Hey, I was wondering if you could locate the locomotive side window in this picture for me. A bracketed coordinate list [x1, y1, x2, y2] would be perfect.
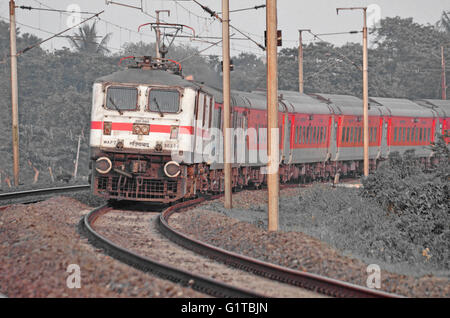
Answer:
[105, 86, 138, 111]
[148, 89, 180, 113]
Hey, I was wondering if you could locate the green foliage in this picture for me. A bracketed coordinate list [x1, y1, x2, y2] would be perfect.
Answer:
[68, 22, 112, 55]
[359, 136, 449, 270]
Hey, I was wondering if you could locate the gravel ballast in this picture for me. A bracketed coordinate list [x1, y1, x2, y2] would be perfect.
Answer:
[0, 196, 203, 297]
[170, 186, 449, 298]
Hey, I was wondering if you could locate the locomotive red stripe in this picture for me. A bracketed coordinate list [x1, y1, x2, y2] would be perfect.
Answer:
[91, 121, 195, 135]
[91, 121, 103, 129]
[112, 122, 133, 131]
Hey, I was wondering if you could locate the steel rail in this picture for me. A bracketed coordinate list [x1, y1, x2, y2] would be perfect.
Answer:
[79, 202, 265, 298]
[0, 184, 90, 200]
[159, 195, 401, 298]
[0, 185, 91, 209]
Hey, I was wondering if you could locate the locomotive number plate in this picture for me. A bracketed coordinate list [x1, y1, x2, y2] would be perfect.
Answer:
[164, 141, 178, 149]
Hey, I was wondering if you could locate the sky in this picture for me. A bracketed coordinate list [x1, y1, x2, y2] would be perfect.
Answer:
[1, 0, 449, 58]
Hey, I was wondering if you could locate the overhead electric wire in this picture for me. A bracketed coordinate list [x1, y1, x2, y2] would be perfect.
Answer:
[217, 4, 266, 14]
[16, 6, 98, 15]
[314, 30, 362, 37]
[307, 30, 363, 71]
[192, 0, 266, 51]
[16, 10, 105, 56]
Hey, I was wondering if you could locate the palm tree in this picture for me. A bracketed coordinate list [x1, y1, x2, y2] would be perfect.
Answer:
[68, 22, 111, 55]
[437, 11, 450, 34]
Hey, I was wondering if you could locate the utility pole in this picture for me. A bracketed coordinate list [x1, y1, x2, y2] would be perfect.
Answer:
[298, 29, 310, 94]
[222, 0, 232, 209]
[442, 46, 447, 100]
[10, 0, 20, 186]
[337, 7, 369, 177]
[155, 10, 170, 59]
[266, 0, 279, 231]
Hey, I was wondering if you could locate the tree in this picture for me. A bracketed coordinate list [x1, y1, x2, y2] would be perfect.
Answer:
[436, 11, 450, 33]
[68, 22, 111, 55]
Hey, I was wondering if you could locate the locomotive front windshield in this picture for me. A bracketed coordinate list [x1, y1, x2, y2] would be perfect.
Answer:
[148, 89, 180, 113]
[105, 86, 138, 111]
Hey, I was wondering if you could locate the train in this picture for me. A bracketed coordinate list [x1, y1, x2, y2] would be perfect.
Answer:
[89, 56, 450, 203]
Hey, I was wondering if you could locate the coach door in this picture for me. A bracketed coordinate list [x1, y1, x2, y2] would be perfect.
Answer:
[279, 101, 290, 164]
[193, 92, 204, 162]
[202, 95, 213, 157]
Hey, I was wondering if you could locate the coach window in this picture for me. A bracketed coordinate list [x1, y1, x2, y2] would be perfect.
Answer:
[341, 127, 345, 143]
[394, 127, 397, 143]
[105, 86, 138, 112]
[419, 128, 423, 142]
[374, 128, 378, 142]
[148, 89, 180, 113]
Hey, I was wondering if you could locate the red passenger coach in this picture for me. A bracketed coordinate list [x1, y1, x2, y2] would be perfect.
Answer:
[89, 57, 450, 203]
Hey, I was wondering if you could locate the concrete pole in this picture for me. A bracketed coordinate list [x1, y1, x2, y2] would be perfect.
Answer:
[362, 9, 369, 177]
[442, 46, 447, 100]
[155, 10, 170, 59]
[155, 11, 161, 59]
[10, 0, 20, 186]
[222, 0, 232, 209]
[266, 0, 279, 231]
[298, 29, 310, 94]
[337, 7, 369, 177]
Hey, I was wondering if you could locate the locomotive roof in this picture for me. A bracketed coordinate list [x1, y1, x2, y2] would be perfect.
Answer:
[369, 97, 434, 117]
[415, 99, 450, 117]
[95, 69, 199, 88]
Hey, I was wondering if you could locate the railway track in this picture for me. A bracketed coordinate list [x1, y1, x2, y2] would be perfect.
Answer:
[1, 182, 399, 298]
[80, 203, 268, 298]
[0, 184, 90, 209]
[160, 197, 400, 298]
[81, 192, 399, 298]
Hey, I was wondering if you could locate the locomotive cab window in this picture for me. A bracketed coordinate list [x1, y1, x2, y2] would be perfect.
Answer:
[105, 86, 138, 112]
[148, 89, 180, 113]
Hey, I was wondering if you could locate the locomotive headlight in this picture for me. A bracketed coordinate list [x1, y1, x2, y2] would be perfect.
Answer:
[132, 123, 150, 135]
[170, 125, 179, 139]
[164, 161, 181, 178]
[95, 157, 112, 174]
[103, 122, 112, 135]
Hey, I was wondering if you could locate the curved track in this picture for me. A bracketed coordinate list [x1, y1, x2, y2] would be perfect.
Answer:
[79, 202, 266, 298]
[158, 196, 400, 298]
